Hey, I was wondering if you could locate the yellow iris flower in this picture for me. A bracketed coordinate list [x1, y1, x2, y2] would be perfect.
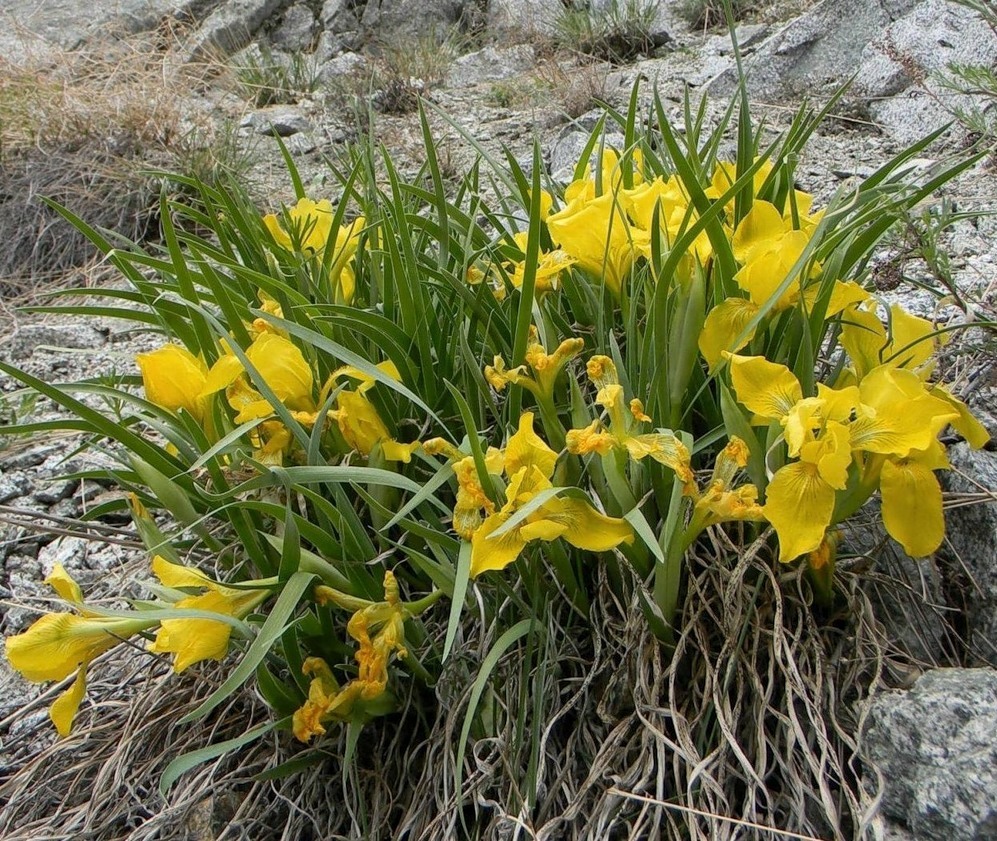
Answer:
[727, 353, 961, 561]
[5, 564, 156, 736]
[263, 197, 365, 303]
[698, 201, 865, 370]
[294, 572, 409, 742]
[147, 556, 269, 673]
[136, 344, 210, 422]
[566, 356, 695, 492]
[468, 413, 634, 578]
[686, 437, 766, 539]
[326, 362, 420, 462]
[508, 231, 576, 294]
[485, 327, 584, 401]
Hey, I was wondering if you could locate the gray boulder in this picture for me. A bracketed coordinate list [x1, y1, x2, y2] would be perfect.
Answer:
[862, 668, 997, 840]
[708, 0, 919, 101]
[856, 0, 997, 144]
[0, 0, 208, 55]
[446, 44, 536, 88]
[242, 106, 311, 136]
[941, 444, 997, 652]
[186, 0, 287, 62]
[548, 111, 626, 184]
[360, 0, 467, 42]
[270, 2, 316, 52]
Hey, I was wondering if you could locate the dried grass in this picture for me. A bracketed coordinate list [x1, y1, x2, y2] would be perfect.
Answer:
[0, 521, 977, 840]
[0, 26, 248, 292]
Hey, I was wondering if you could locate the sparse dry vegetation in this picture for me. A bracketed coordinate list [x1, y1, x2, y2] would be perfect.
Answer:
[0, 31, 252, 292]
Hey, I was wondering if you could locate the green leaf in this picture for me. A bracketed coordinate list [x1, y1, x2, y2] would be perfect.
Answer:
[455, 619, 534, 799]
[443, 541, 472, 662]
[160, 717, 285, 794]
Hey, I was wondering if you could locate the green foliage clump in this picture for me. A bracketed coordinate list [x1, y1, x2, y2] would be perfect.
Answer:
[1, 72, 989, 838]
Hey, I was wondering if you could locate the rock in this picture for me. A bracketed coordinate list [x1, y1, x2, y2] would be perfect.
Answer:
[708, 0, 919, 101]
[319, 0, 348, 27]
[31, 476, 78, 505]
[0, 0, 205, 56]
[446, 44, 536, 88]
[703, 23, 770, 56]
[317, 0, 360, 51]
[548, 121, 626, 184]
[8, 324, 108, 361]
[318, 50, 368, 83]
[270, 3, 316, 52]
[857, 0, 997, 144]
[244, 107, 311, 136]
[286, 132, 317, 154]
[0, 652, 35, 723]
[840, 502, 949, 662]
[0, 473, 33, 504]
[941, 444, 997, 651]
[186, 0, 286, 62]
[360, 0, 467, 42]
[487, 0, 564, 37]
[37, 536, 89, 577]
[862, 669, 997, 840]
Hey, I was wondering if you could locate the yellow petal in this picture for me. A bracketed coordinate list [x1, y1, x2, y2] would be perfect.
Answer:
[727, 354, 803, 423]
[699, 299, 759, 370]
[932, 385, 990, 449]
[880, 457, 944, 557]
[851, 366, 958, 457]
[823, 280, 870, 317]
[379, 439, 420, 463]
[518, 518, 569, 542]
[335, 390, 391, 455]
[152, 555, 213, 589]
[245, 333, 314, 409]
[731, 201, 787, 265]
[224, 378, 272, 423]
[763, 462, 836, 562]
[540, 497, 634, 552]
[136, 345, 208, 422]
[586, 355, 619, 389]
[147, 590, 236, 673]
[200, 354, 246, 397]
[799, 421, 852, 490]
[840, 305, 888, 380]
[734, 229, 809, 309]
[886, 304, 937, 371]
[5, 613, 137, 682]
[266, 197, 334, 255]
[45, 563, 83, 605]
[504, 413, 558, 480]
[470, 513, 528, 577]
[546, 191, 639, 296]
[566, 420, 615, 456]
[625, 433, 695, 491]
[49, 668, 88, 737]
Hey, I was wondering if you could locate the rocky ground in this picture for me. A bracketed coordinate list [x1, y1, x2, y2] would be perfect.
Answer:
[2, 1, 997, 839]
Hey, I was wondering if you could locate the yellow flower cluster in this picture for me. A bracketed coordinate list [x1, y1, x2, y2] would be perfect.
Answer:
[136, 335, 418, 465]
[427, 413, 634, 578]
[293, 572, 409, 742]
[263, 197, 365, 303]
[727, 312, 987, 560]
[566, 355, 695, 493]
[5, 557, 267, 737]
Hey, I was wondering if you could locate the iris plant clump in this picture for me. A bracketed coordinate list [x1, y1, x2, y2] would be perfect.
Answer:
[0, 77, 987, 835]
